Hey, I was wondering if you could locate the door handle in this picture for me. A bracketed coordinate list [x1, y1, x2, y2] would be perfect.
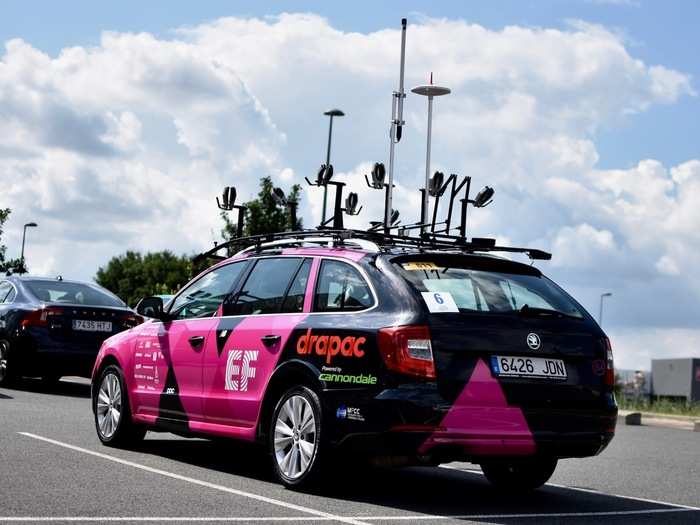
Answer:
[188, 335, 205, 349]
[261, 334, 281, 348]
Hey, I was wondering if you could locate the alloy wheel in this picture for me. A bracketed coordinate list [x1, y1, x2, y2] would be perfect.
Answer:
[273, 394, 317, 479]
[96, 372, 122, 439]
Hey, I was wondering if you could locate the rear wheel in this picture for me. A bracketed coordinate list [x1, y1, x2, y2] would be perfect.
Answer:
[0, 339, 17, 386]
[269, 385, 326, 488]
[480, 457, 557, 492]
[93, 365, 146, 446]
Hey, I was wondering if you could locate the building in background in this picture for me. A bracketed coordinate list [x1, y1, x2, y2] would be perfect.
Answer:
[651, 358, 700, 403]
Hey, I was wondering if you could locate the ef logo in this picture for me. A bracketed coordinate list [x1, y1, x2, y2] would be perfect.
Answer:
[225, 349, 258, 392]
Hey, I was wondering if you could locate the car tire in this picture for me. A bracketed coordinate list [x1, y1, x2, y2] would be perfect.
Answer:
[93, 364, 146, 447]
[0, 338, 17, 386]
[268, 385, 326, 488]
[480, 457, 557, 492]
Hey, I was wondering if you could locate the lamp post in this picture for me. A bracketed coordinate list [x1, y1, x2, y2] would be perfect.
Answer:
[20, 222, 38, 274]
[411, 76, 451, 234]
[321, 109, 345, 224]
[599, 292, 612, 326]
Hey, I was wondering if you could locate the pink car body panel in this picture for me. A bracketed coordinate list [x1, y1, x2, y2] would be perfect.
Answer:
[419, 358, 536, 455]
[200, 313, 308, 435]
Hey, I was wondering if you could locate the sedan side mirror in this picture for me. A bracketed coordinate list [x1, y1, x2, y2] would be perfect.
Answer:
[136, 296, 167, 321]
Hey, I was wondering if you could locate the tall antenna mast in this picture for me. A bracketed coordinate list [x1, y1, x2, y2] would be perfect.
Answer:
[384, 18, 408, 233]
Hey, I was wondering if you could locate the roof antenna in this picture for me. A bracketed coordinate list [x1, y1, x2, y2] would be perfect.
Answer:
[412, 72, 451, 235]
[384, 18, 408, 234]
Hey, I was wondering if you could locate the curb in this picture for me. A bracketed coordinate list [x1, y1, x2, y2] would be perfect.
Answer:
[618, 410, 700, 431]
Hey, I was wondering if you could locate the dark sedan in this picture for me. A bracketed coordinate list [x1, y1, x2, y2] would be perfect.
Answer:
[0, 276, 142, 385]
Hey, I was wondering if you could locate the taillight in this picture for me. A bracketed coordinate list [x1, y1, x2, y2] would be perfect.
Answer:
[122, 313, 144, 329]
[603, 336, 615, 388]
[378, 325, 436, 379]
[20, 307, 63, 328]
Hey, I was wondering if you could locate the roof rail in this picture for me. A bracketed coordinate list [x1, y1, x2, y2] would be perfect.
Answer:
[234, 236, 380, 256]
[193, 228, 551, 264]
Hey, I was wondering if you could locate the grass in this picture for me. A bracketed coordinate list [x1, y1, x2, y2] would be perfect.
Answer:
[617, 397, 700, 418]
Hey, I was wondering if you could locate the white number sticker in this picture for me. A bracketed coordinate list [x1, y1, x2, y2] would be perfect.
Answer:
[421, 292, 459, 313]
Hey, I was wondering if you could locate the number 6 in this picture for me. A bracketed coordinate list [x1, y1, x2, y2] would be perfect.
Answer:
[434, 293, 444, 305]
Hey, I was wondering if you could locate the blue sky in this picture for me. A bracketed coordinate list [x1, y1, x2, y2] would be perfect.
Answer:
[1, 0, 698, 169]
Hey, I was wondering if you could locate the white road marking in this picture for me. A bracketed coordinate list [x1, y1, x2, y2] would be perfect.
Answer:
[18, 433, 371, 525]
[441, 464, 700, 511]
[0, 508, 697, 522]
[14, 434, 700, 523]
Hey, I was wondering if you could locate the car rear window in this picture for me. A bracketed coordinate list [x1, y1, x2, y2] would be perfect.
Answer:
[24, 280, 125, 308]
[396, 260, 583, 318]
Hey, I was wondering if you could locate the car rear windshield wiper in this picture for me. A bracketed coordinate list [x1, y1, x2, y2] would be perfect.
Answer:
[518, 304, 581, 320]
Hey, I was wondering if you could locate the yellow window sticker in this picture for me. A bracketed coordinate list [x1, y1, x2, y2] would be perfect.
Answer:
[403, 262, 441, 271]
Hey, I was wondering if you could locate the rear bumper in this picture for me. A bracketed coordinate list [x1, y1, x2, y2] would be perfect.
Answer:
[338, 429, 615, 462]
[325, 385, 617, 461]
[14, 334, 100, 377]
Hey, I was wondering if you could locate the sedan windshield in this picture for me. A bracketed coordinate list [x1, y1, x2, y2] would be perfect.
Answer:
[397, 262, 583, 318]
[25, 280, 125, 307]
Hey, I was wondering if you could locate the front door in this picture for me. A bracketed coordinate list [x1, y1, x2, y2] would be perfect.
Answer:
[131, 261, 248, 430]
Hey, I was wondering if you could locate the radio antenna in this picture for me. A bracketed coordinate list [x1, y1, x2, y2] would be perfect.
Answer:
[384, 18, 408, 233]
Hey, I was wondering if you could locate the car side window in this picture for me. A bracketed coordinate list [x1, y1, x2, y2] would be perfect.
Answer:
[314, 260, 373, 312]
[281, 258, 312, 313]
[227, 257, 304, 316]
[0, 282, 11, 303]
[169, 262, 246, 320]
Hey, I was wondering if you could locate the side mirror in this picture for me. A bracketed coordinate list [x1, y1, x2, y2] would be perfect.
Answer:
[136, 296, 167, 320]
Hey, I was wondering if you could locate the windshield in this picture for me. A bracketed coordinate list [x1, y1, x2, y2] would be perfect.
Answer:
[397, 261, 583, 318]
[25, 280, 126, 308]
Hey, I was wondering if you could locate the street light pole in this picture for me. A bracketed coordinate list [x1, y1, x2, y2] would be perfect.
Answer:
[321, 109, 344, 224]
[20, 222, 38, 274]
[599, 292, 612, 326]
[412, 76, 451, 235]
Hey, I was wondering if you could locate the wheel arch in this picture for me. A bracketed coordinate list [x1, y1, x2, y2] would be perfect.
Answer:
[256, 358, 322, 442]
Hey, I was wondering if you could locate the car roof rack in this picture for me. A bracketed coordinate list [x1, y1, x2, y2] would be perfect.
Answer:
[203, 19, 553, 268]
[193, 228, 551, 264]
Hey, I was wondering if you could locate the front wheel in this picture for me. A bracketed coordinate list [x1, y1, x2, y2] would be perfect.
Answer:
[480, 457, 557, 492]
[269, 385, 326, 488]
[93, 365, 146, 446]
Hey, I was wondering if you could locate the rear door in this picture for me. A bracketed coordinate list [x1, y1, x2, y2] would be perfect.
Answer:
[131, 261, 247, 426]
[202, 256, 312, 430]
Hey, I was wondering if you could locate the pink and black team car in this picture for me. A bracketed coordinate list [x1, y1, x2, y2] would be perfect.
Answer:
[90, 231, 617, 490]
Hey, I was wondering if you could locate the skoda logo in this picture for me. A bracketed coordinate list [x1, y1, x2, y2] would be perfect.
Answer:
[526, 333, 541, 350]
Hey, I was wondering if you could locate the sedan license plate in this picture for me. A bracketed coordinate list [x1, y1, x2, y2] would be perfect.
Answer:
[72, 320, 112, 332]
[491, 355, 567, 380]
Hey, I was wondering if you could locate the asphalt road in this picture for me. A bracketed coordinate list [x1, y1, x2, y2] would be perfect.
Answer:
[1, 377, 698, 524]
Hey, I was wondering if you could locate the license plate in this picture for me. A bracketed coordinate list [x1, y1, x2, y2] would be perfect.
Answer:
[491, 355, 567, 380]
[72, 320, 112, 332]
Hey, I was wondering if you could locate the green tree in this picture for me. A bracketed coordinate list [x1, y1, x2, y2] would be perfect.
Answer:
[0, 208, 24, 275]
[95, 250, 194, 307]
[221, 176, 302, 241]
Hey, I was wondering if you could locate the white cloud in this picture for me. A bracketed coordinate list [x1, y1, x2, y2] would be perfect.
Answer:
[0, 14, 698, 366]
